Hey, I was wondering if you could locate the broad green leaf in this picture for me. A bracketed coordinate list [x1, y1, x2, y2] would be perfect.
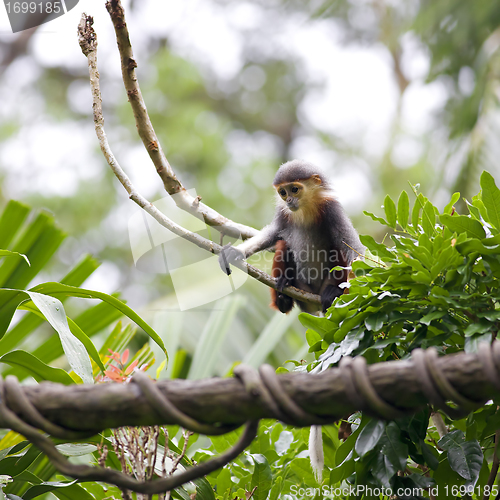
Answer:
[251, 454, 273, 500]
[0, 289, 26, 339]
[422, 201, 436, 236]
[380, 422, 407, 471]
[216, 468, 232, 496]
[364, 311, 387, 332]
[0, 201, 30, 249]
[363, 210, 389, 226]
[0, 212, 65, 290]
[464, 319, 491, 337]
[383, 195, 397, 228]
[0, 443, 42, 477]
[443, 192, 460, 215]
[289, 456, 317, 487]
[440, 214, 486, 239]
[420, 310, 446, 325]
[0, 250, 29, 266]
[299, 312, 334, 336]
[26, 482, 92, 500]
[0, 255, 100, 355]
[67, 318, 105, 374]
[359, 235, 395, 262]
[480, 171, 500, 230]
[420, 440, 439, 470]
[192, 476, 216, 500]
[355, 419, 385, 456]
[0, 350, 74, 384]
[397, 191, 410, 229]
[372, 453, 395, 489]
[30, 282, 166, 357]
[55, 444, 97, 456]
[269, 475, 283, 500]
[26, 292, 93, 384]
[438, 430, 483, 487]
[305, 328, 322, 347]
[330, 458, 355, 484]
[5, 299, 124, 382]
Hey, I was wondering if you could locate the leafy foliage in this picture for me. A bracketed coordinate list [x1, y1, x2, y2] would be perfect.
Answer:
[0, 201, 168, 499]
[181, 170, 500, 499]
[276, 170, 500, 494]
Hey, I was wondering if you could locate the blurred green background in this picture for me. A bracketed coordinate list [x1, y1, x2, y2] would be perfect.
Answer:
[1, 0, 499, 376]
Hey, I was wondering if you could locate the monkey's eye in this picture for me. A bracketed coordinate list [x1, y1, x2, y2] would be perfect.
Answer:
[279, 189, 286, 197]
[291, 186, 299, 193]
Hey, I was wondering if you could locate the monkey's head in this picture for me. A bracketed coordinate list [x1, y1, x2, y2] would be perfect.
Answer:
[273, 160, 332, 222]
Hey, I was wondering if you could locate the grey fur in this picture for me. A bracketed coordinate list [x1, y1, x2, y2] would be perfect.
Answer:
[273, 159, 329, 187]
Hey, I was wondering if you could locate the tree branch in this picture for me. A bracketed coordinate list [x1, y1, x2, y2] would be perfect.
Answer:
[3, 346, 499, 433]
[104, 0, 257, 241]
[77, 13, 321, 309]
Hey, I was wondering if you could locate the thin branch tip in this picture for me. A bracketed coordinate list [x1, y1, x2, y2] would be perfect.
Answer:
[77, 13, 97, 57]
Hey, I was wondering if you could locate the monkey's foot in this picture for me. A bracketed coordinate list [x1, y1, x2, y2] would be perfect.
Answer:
[321, 285, 343, 312]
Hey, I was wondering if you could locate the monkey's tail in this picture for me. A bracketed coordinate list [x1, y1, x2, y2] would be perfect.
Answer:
[309, 425, 324, 483]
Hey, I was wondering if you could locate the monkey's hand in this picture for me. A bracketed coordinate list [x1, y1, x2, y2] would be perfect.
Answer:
[321, 285, 344, 312]
[218, 243, 245, 275]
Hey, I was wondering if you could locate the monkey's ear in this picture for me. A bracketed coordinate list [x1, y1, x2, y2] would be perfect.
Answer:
[311, 174, 322, 185]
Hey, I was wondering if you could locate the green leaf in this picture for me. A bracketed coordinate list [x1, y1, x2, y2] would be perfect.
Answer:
[0, 255, 100, 356]
[298, 312, 334, 336]
[27, 482, 94, 500]
[269, 475, 283, 500]
[0, 289, 26, 339]
[464, 319, 491, 337]
[0, 350, 74, 384]
[440, 214, 486, 239]
[422, 201, 436, 236]
[0, 289, 94, 383]
[420, 310, 446, 325]
[372, 453, 395, 489]
[380, 422, 407, 471]
[384, 195, 397, 228]
[30, 282, 166, 357]
[215, 467, 232, 496]
[250, 454, 273, 500]
[397, 191, 410, 229]
[55, 443, 97, 456]
[26, 291, 93, 384]
[67, 318, 105, 374]
[305, 328, 322, 346]
[0, 200, 30, 250]
[443, 192, 460, 215]
[480, 171, 500, 230]
[0, 212, 65, 290]
[289, 456, 317, 487]
[363, 210, 389, 227]
[359, 235, 395, 262]
[355, 419, 385, 457]
[438, 430, 483, 487]
[0, 250, 30, 266]
[364, 311, 387, 332]
[420, 440, 439, 470]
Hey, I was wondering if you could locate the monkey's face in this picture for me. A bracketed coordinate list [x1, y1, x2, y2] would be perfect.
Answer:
[275, 182, 304, 211]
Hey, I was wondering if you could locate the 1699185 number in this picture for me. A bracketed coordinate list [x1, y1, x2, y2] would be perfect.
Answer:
[5, 1, 62, 14]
